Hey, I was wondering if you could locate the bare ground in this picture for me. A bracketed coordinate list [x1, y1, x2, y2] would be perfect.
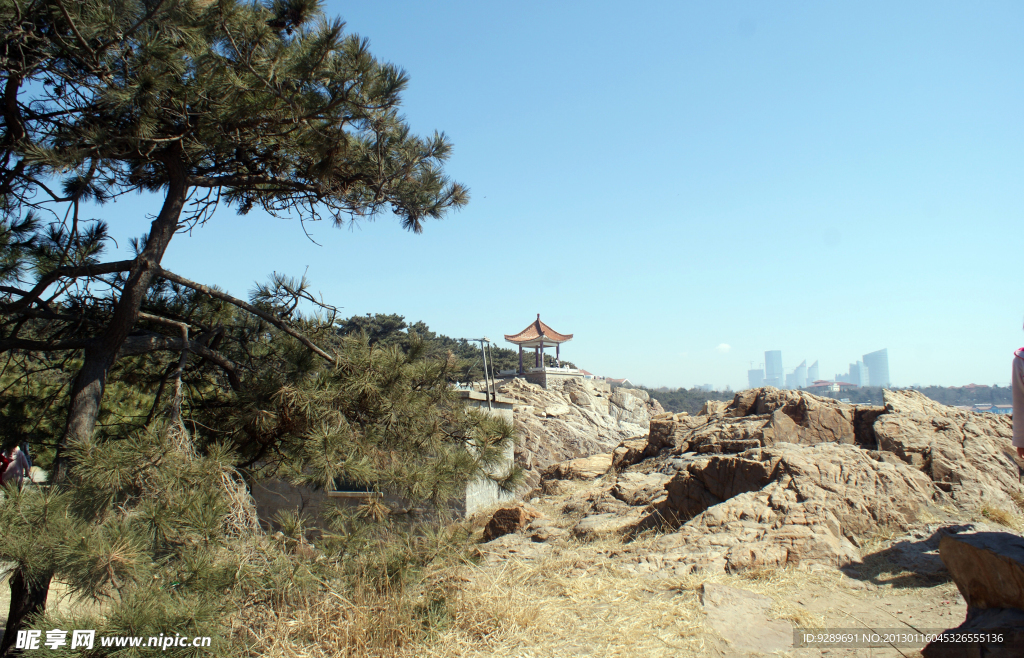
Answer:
[417, 489, 981, 658]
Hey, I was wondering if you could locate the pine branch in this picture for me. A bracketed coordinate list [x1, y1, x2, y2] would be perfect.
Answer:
[2, 259, 135, 313]
[156, 267, 336, 365]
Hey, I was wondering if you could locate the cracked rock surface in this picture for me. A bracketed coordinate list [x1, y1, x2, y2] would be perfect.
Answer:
[518, 386, 1024, 576]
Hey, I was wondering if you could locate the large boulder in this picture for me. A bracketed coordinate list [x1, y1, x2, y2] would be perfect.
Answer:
[502, 377, 662, 492]
[875, 390, 1024, 511]
[609, 389, 653, 425]
[482, 504, 542, 542]
[937, 532, 1024, 612]
[615, 442, 937, 576]
[922, 531, 1024, 657]
[656, 443, 935, 537]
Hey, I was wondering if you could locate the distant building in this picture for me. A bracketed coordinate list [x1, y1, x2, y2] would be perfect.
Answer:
[748, 368, 765, 389]
[844, 360, 869, 387]
[605, 377, 632, 388]
[807, 361, 820, 385]
[993, 405, 1013, 415]
[806, 380, 857, 394]
[805, 380, 840, 394]
[793, 360, 807, 389]
[765, 351, 784, 388]
[863, 348, 890, 387]
[697, 384, 714, 392]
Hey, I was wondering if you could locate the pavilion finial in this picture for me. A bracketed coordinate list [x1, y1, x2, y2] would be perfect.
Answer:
[537, 313, 540, 320]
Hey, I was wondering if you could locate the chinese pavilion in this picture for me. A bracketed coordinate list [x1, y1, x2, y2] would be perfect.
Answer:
[504, 315, 581, 388]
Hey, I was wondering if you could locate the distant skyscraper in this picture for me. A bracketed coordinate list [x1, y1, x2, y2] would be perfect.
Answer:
[863, 349, 890, 387]
[765, 351, 783, 388]
[793, 360, 807, 388]
[807, 360, 820, 384]
[845, 360, 869, 386]
[748, 369, 765, 389]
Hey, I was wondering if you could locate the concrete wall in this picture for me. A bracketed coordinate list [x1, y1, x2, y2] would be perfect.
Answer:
[523, 369, 585, 390]
[457, 391, 516, 516]
[250, 480, 406, 535]
[250, 391, 518, 530]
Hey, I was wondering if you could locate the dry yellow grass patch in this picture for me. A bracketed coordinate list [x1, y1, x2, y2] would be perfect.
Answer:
[979, 504, 1024, 531]
[408, 532, 859, 658]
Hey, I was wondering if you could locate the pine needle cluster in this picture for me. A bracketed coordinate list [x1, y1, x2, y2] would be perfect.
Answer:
[0, 426, 242, 656]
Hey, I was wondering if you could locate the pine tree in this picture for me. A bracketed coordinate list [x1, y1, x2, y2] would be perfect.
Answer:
[0, 0, 476, 649]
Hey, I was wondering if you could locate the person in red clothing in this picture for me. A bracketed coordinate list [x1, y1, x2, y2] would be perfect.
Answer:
[0, 445, 29, 486]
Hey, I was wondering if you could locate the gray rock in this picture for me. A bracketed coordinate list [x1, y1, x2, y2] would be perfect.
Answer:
[572, 512, 638, 540]
[544, 403, 570, 417]
[544, 453, 613, 480]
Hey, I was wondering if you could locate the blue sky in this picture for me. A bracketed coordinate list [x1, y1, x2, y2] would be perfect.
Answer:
[96, 1, 1023, 389]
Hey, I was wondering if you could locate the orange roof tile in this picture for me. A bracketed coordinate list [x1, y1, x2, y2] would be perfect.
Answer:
[504, 314, 573, 344]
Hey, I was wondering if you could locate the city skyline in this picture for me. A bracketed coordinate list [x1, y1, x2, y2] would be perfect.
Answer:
[745, 348, 890, 392]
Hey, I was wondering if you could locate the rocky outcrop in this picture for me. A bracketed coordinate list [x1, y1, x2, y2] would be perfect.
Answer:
[875, 389, 1023, 510]
[642, 388, 872, 456]
[654, 443, 935, 534]
[544, 453, 613, 481]
[501, 377, 663, 491]
[629, 387, 1024, 514]
[493, 386, 1024, 578]
[617, 442, 936, 575]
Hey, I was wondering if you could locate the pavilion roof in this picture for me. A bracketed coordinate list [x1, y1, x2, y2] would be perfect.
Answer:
[504, 314, 573, 345]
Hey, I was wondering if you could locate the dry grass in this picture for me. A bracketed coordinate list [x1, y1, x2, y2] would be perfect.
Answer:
[237, 524, 869, 658]
[1008, 489, 1024, 515]
[427, 540, 708, 657]
[237, 581, 433, 657]
[978, 504, 1024, 531]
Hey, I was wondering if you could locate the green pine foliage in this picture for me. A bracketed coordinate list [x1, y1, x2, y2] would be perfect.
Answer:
[0, 321, 520, 655]
[0, 427, 240, 656]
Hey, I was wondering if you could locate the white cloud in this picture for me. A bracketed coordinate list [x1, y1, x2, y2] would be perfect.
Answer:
[715, 343, 731, 354]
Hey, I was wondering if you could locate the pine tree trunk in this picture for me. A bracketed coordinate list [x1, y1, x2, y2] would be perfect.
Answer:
[53, 156, 188, 481]
[5, 156, 189, 649]
[0, 569, 52, 657]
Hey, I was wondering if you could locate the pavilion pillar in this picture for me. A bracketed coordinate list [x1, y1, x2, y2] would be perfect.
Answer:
[518, 346, 523, 374]
[535, 346, 539, 368]
[556, 343, 560, 367]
